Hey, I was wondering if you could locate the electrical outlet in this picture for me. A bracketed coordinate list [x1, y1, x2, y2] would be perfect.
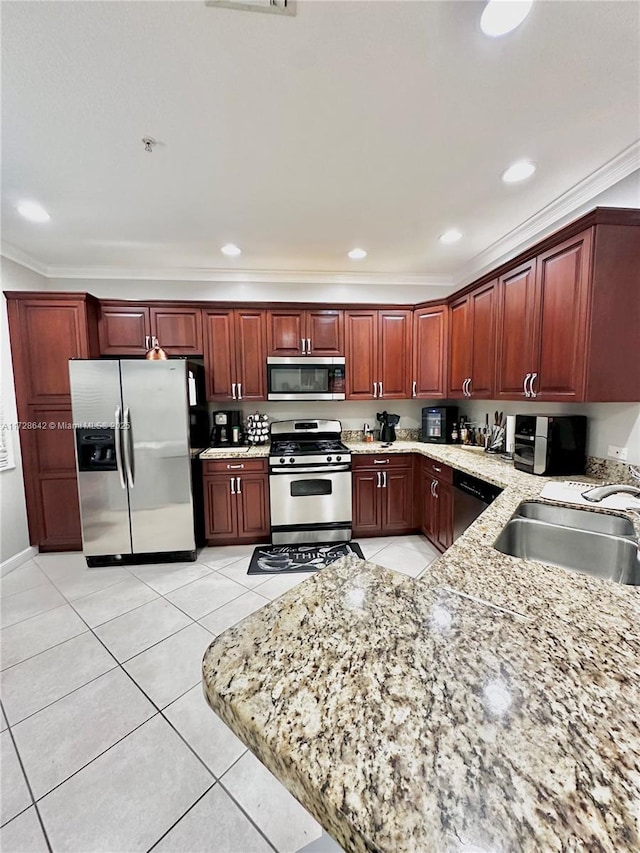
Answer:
[607, 445, 628, 461]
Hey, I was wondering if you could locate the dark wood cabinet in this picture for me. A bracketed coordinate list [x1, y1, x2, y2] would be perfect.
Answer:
[352, 455, 414, 537]
[346, 309, 412, 400]
[448, 280, 496, 399]
[419, 458, 453, 552]
[494, 259, 538, 399]
[203, 459, 269, 544]
[204, 309, 266, 401]
[99, 303, 202, 355]
[267, 309, 343, 356]
[6, 293, 100, 551]
[413, 305, 448, 398]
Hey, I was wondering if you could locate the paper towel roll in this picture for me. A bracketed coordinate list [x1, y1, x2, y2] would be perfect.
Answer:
[505, 415, 516, 455]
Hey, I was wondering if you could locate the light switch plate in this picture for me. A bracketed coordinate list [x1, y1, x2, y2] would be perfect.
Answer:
[607, 444, 628, 461]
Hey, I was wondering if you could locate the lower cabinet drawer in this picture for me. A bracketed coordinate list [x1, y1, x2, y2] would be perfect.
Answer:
[352, 453, 413, 470]
[421, 456, 453, 483]
[203, 458, 267, 475]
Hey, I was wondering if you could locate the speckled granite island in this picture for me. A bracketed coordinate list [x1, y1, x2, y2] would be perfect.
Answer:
[203, 443, 640, 852]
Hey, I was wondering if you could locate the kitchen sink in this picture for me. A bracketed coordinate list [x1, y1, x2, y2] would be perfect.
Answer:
[493, 502, 639, 585]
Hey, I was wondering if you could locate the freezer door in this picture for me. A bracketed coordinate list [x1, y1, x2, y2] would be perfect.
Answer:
[69, 360, 132, 556]
[120, 360, 195, 554]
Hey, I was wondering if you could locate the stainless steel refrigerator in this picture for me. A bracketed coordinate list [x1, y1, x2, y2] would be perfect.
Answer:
[69, 359, 196, 567]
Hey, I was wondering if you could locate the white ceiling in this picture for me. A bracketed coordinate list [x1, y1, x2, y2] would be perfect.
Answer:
[2, 0, 639, 281]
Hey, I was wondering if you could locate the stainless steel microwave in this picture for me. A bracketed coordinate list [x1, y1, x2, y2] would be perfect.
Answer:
[267, 357, 346, 401]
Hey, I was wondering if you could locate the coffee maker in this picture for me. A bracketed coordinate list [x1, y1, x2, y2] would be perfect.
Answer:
[210, 411, 243, 446]
[377, 411, 400, 444]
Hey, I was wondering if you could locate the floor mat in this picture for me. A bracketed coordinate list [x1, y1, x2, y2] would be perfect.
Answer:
[247, 542, 364, 575]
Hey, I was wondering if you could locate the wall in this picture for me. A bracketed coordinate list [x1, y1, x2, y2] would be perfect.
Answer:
[460, 398, 640, 466]
[0, 258, 44, 565]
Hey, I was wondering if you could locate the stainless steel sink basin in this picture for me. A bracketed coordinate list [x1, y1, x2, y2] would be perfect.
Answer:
[494, 502, 639, 585]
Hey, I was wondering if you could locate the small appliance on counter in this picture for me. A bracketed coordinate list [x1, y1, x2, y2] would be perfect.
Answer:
[377, 411, 400, 444]
[513, 414, 587, 476]
[421, 406, 458, 444]
[210, 410, 244, 446]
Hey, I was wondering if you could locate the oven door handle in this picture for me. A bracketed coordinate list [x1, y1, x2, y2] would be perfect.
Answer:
[270, 465, 351, 475]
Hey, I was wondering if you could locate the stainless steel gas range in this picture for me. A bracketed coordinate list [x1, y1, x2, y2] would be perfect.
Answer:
[269, 419, 352, 545]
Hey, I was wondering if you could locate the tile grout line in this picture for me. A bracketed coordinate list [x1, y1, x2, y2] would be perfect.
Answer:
[0, 698, 54, 852]
[144, 781, 217, 853]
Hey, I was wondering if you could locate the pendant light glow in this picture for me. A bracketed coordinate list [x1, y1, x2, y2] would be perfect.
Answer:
[348, 248, 367, 259]
[439, 229, 462, 245]
[502, 159, 536, 183]
[17, 201, 50, 223]
[480, 0, 533, 37]
[221, 243, 242, 256]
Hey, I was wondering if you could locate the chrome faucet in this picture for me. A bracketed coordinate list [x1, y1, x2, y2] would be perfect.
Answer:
[582, 465, 640, 503]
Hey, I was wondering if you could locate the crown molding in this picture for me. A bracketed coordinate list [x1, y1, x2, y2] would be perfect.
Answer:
[0, 241, 49, 277]
[454, 140, 640, 288]
[41, 264, 452, 288]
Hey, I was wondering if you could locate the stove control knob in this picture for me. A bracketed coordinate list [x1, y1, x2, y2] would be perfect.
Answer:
[327, 456, 332, 462]
[289, 457, 295, 464]
[336, 455, 342, 462]
[279, 458, 285, 464]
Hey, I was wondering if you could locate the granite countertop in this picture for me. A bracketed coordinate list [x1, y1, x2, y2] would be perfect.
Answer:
[202, 439, 640, 851]
[199, 444, 269, 459]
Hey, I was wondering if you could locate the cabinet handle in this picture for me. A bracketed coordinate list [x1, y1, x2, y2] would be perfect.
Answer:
[301, 338, 306, 354]
[433, 466, 441, 472]
[144, 335, 149, 350]
[433, 479, 439, 498]
[462, 378, 468, 397]
[307, 338, 311, 353]
[376, 472, 382, 488]
[430, 479, 436, 497]
[383, 471, 387, 488]
[373, 382, 377, 398]
[467, 378, 473, 397]
[230, 478, 236, 495]
[236, 477, 241, 494]
[227, 463, 244, 470]
[152, 336, 158, 348]
[237, 383, 242, 400]
[378, 382, 383, 397]
[231, 382, 237, 400]
[529, 373, 538, 398]
[373, 459, 389, 464]
[523, 373, 531, 398]
[412, 380, 417, 398]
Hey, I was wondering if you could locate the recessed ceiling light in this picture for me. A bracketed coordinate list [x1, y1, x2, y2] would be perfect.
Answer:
[348, 248, 367, 259]
[17, 200, 50, 223]
[221, 243, 241, 257]
[439, 229, 462, 244]
[480, 0, 533, 37]
[502, 159, 536, 183]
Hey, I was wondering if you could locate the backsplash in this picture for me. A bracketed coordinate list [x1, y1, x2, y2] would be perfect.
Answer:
[342, 428, 421, 443]
[586, 457, 637, 485]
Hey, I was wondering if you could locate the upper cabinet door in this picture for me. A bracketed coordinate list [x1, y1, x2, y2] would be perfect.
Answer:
[150, 307, 203, 355]
[98, 305, 150, 356]
[234, 310, 266, 401]
[306, 310, 344, 356]
[534, 230, 592, 402]
[345, 311, 377, 399]
[378, 310, 412, 399]
[266, 310, 304, 356]
[204, 310, 236, 401]
[469, 281, 496, 399]
[413, 306, 448, 398]
[494, 259, 538, 399]
[447, 296, 472, 397]
[15, 299, 93, 404]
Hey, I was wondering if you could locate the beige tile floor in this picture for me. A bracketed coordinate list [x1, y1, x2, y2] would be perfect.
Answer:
[0, 535, 439, 852]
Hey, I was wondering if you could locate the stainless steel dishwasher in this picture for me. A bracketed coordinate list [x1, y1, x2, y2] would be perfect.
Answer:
[453, 470, 502, 541]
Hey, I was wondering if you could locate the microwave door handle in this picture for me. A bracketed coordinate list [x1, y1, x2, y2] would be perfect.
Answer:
[114, 407, 126, 490]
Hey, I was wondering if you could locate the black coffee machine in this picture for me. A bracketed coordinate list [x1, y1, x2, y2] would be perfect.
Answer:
[210, 411, 243, 446]
[377, 411, 400, 444]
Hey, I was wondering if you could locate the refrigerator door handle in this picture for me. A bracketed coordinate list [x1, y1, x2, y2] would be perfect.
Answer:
[123, 406, 135, 488]
[114, 406, 127, 490]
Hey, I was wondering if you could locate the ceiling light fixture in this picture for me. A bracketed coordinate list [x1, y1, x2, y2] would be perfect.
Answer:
[17, 200, 50, 223]
[439, 229, 462, 244]
[480, 0, 533, 37]
[502, 159, 536, 183]
[221, 243, 242, 256]
[348, 248, 367, 260]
